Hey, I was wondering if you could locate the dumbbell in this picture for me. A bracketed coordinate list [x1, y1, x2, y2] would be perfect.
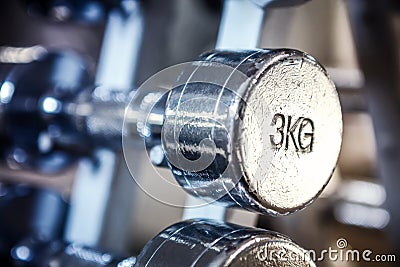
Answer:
[77, 49, 342, 215]
[122, 48, 342, 215]
[1, 48, 342, 215]
[0, 51, 94, 173]
[11, 239, 135, 267]
[68, 48, 342, 215]
[136, 219, 316, 267]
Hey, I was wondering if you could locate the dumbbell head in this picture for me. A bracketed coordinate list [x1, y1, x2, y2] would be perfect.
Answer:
[158, 49, 342, 215]
[136, 219, 316, 266]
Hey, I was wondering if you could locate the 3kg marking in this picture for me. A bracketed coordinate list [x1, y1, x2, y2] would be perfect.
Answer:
[269, 113, 314, 153]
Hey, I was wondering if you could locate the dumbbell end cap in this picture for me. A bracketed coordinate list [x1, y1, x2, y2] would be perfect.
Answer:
[236, 50, 342, 214]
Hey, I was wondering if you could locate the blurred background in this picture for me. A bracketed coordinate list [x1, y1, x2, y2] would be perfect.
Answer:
[0, 0, 399, 266]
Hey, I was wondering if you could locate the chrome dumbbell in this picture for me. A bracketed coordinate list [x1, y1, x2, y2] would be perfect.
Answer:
[1, 48, 342, 215]
[0, 51, 94, 173]
[71, 48, 342, 215]
[129, 49, 341, 215]
[136, 219, 316, 267]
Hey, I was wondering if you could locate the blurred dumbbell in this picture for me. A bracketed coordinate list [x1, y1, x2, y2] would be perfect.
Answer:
[136, 219, 316, 267]
[0, 50, 94, 173]
[39, 242, 132, 267]
[11, 239, 134, 267]
[0, 183, 133, 267]
[21, 0, 129, 23]
[0, 183, 68, 266]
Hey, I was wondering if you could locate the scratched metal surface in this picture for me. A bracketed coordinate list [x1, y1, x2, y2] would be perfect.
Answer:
[135, 219, 316, 267]
[163, 49, 342, 215]
[237, 50, 342, 214]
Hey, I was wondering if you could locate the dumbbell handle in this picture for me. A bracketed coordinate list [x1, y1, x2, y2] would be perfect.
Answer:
[65, 88, 164, 150]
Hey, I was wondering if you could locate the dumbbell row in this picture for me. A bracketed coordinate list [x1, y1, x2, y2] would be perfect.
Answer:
[1, 2, 341, 267]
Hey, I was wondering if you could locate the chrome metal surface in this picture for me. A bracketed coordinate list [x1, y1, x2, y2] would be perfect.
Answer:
[136, 219, 316, 267]
[163, 49, 342, 215]
[69, 87, 164, 148]
[41, 243, 122, 267]
[70, 88, 130, 149]
[182, 0, 265, 221]
[0, 51, 94, 173]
